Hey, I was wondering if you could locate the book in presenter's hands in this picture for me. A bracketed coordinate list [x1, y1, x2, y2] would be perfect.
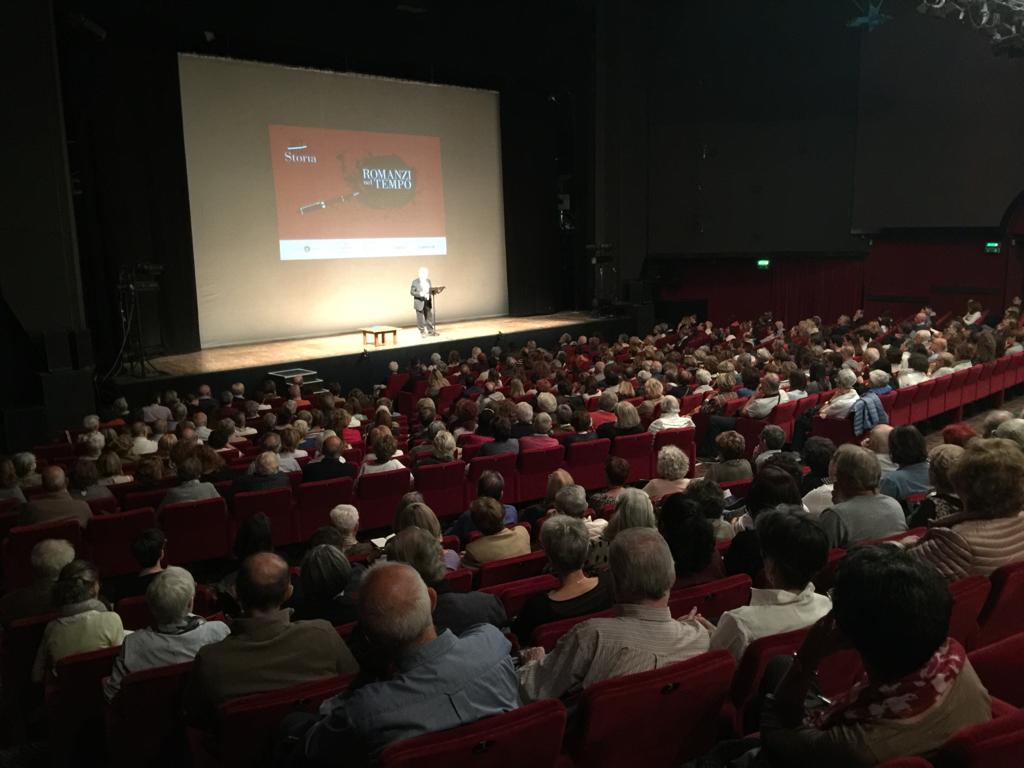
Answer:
[430, 285, 445, 295]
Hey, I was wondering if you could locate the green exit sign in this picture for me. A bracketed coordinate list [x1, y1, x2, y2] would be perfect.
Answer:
[756, 259, 770, 270]
[985, 241, 1001, 254]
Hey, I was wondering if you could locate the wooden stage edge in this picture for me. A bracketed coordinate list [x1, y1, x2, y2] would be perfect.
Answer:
[151, 311, 602, 377]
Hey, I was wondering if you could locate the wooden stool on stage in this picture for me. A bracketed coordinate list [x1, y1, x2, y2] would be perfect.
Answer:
[361, 325, 399, 347]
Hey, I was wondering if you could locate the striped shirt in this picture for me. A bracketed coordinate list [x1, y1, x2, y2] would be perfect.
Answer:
[907, 513, 1024, 580]
[518, 603, 710, 702]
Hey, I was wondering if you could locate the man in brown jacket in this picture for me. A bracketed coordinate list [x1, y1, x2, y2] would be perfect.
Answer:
[184, 552, 358, 726]
[23, 467, 92, 528]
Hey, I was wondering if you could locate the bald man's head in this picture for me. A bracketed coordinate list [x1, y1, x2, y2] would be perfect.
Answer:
[359, 562, 435, 651]
[236, 552, 291, 613]
[321, 435, 342, 458]
[863, 424, 893, 454]
[42, 465, 67, 493]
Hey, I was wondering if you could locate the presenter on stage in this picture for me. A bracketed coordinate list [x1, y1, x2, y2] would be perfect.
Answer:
[410, 266, 438, 337]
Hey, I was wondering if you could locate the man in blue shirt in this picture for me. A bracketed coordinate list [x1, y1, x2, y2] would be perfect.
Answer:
[302, 562, 519, 763]
[444, 470, 518, 546]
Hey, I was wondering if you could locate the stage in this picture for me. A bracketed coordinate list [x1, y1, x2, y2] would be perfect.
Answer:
[115, 311, 635, 403]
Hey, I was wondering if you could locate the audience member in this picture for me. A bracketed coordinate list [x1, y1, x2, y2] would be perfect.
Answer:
[648, 394, 694, 433]
[110, 528, 167, 602]
[389, 527, 505, 635]
[480, 417, 520, 455]
[799, 436, 835, 495]
[228, 452, 291, 498]
[660, 494, 724, 587]
[860, 424, 896, 473]
[104, 567, 229, 701]
[159, 456, 219, 510]
[879, 425, 931, 501]
[68, 458, 115, 502]
[708, 510, 830, 660]
[905, 437, 1024, 579]
[753, 425, 787, 470]
[756, 547, 990, 765]
[444, 471, 518, 545]
[463, 497, 531, 566]
[301, 435, 356, 482]
[328, 504, 376, 559]
[512, 515, 612, 644]
[0, 456, 27, 504]
[518, 528, 710, 702]
[33, 560, 124, 682]
[302, 562, 518, 763]
[908, 443, 964, 528]
[819, 445, 907, 548]
[23, 466, 93, 528]
[595, 401, 642, 441]
[185, 552, 358, 724]
[0, 538, 75, 624]
[588, 456, 630, 516]
[641, 445, 690, 501]
[702, 431, 754, 484]
[291, 544, 358, 625]
[13, 452, 41, 488]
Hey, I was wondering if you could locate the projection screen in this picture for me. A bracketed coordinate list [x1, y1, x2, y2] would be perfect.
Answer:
[178, 54, 507, 348]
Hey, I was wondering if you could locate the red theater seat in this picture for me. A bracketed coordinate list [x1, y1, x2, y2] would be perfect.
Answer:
[46, 645, 121, 764]
[86, 507, 157, 578]
[479, 574, 560, 620]
[464, 453, 518, 506]
[378, 699, 566, 768]
[86, 494, 120, 516]
[949, 575, 992, 650]
[517, 447, 565, 503]
[477, 549, 548, 589]
[105, 661, 194, 768]
[4, 518, 83, 590]
[232, 486, 296, 546]
[967, 631, 1024, 709]
[188, 676, 353, 768]
[562, 438, 611, 491]
[977, 560, 1024, 647]
[532, 608, 616, 651]
[653, 428, 697, 478]
[412, 461, 466, 520]
[667, 575, 752, 623]
[567, 651, 736, 767]
[610, 431, 653, 483]
[935, 708, 1024, 768]
[355, 467, 412, 531]
[160, 497, 231, 565]
[295, 477, 354, 541]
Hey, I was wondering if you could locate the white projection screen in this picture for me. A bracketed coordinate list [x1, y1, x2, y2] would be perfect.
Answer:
[178, 54, 508, 348]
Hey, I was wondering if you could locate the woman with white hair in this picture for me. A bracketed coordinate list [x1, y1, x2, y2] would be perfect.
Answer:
[648, 395, 695, 433]
[692, 369, 715, 394]
[328, 504, 377, 559]
[512, 515, 613, 644]
[415, 429, 457, 467]
[642, 445, 691, 501]
[102, 566, 229, 701]
[637, 377, 665, 419]
[818, 367, 860, 419]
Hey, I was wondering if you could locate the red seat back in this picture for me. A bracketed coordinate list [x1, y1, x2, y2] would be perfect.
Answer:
[3, 518, 83, 590]
[909, 379, 935, 424]
[768, 399, 800, 441]
[927, 375, 952, 419]
[384, 373, 410, 402]
[809, 416, 857, 445]
[978, 560, 1024, 647]
[889, 385, 918, 427]
[936, 707, 1024, 768]
[355, 468, 412, 530]
[477, 549, 548, 589]
[730, 627, 808, 732]
[232, 486, 296, 546]
[114, 595, 153, 631]
[610, 432, 654, 483]
[570, 651, 736, 767]
[160, 497, 231, 565]
[0, 612, 56, 731]
[793, 393, 820, 419]
[516, 447, 566, 503]
[532, 608, 616, 650]
[86, 495, 120, 516]
[105, 661, 194, 768]
[124, 488, 168, 511]
[562, 438, 611, 491]
[192, 675, 353, 768]
[653, 428, 698, 479]
[668, 575, 753, 623]
[295, 477, 354, 541]
[464, 454, 519, 505]
[968, 631, 1024, 709]
[47, 645, 121, 761]
[479, 574, 560, 620]
[378, 698, 567, 768]
[86, 507, 157, 577]
[949, 575, 992, 650]
[412, 461, 466, 520]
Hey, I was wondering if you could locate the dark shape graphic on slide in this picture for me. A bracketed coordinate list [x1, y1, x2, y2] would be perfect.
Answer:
[299, 153, 417, 215]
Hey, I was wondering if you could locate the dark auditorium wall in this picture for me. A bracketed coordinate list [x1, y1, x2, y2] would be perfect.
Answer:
[595, 0, 866, 280]
[852, 2, 1024, 231]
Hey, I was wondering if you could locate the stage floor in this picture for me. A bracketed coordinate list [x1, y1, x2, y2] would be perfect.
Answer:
[151, 312, 597, 376]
